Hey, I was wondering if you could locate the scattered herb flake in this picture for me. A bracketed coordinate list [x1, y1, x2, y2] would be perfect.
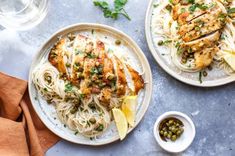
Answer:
[64, 83, 73, 92]
[199, 71, 202, 83]
[228, 8, 235, 14]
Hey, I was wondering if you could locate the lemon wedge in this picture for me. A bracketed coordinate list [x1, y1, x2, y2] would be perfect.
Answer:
[224, 54, 235, 71]
[121, 96, 137, 127]
[112, 108, 128, 140]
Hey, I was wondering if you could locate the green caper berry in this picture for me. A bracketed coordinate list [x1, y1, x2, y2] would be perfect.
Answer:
[164, 131, 168, 137]
[160, 130, 164, 135]
[168, 131, 172, 135]
[172, 127, 177, 133]
[158, 40, 164, 46]
[115, 40, 121, 45]
[166, 123, 170, 126]
[176, 130, 182, 136]
[169, 127, 172, 131]
[176, 123, 180, 127]
[182, 59, 187, 63]
[167, 134, 172, 139]
[171, 135, 177, 141]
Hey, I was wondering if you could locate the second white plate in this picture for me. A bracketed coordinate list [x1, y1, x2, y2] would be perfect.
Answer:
[145, 0, 235, 87]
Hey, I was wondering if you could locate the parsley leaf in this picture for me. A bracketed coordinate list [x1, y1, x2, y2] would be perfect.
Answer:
[64, 83, 73, 92]
[93, 0, 131, 20]
[228, 8, 235, 14]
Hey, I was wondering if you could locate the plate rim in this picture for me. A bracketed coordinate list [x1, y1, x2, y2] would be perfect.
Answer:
[28, 23, 153, 145]
[145, 0, 235, 87]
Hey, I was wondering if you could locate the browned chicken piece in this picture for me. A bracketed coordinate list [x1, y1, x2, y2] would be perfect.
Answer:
[171, 0, 180, 5]
[126, 64, 144, 95]
[179, 6, 224, 42]
[172, 4, 206, 24]
[71, 35, 90, 85]
[99, 88, 112, 105]
[103, 57, 115, 83]
[194, 46, 219, 69]
[113, 56, 127, 97]
[93, 40, 106, 59]
[181, 31, 220, 52]
[48, 39, 67, 76]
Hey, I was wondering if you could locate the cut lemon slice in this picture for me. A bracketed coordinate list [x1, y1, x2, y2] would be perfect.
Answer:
[224, 54, 235, 71]
[122, 96, 137, 127]
[112, 108, 128, 140]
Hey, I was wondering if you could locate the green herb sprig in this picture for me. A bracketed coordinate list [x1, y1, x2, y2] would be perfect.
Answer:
[93, 0, 131, 20]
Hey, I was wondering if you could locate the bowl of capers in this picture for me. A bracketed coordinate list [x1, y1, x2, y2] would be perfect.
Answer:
[153, 111, 196, 153]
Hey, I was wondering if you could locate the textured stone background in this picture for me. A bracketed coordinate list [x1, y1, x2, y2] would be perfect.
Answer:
[0, 0, 234, 155]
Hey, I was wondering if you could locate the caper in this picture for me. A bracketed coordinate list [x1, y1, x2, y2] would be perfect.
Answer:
[182, 59, 187, 63]
[203, 71, 207, 77]
[167, 134, 172, 139]
[168, 131, 172, 135]
[208, 65, 213, 71]
[176, 130, 182, 136]
[169, 126, 172, 131]
[158, 40, 164, 46]
[172, 127, 177, 133]
[115, 40, 121, 45]
[171, 135, 177, 141]
[89, 118, 96, 124]
[159, 117, 184, 142]
[169, 120, 174, 125]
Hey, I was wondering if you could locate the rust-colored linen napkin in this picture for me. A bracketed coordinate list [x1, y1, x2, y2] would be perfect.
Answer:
[0, 72, 60, 156]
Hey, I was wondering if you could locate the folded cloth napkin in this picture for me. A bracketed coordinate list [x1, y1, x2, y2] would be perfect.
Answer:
[0, 72, 60, 156]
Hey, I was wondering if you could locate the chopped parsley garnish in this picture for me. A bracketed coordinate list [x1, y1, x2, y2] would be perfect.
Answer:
[189, 3, 209, 13]
[228, 8, 235, 14]
[187, 0, 195, 4]
[199, 71, 202, 83]
[220, 34, 226, 40]
[75, 49, 83, 55]
[158, 40, 172, 46]
[181, 8, 186, 13]
[166, 5, 172, 12]
[90, 67, 99, 75]
[90, 65, 103, 75]
[93, 0, 131, 20]
[79, 94, 85, 99]
[74, 131, 78, 135]
[64, 83, 73, 92]
[197, 4, 208, 10]
[95, 124, 104, 131]
[153, 3, 159, 8]
[87, 53, 97, 58]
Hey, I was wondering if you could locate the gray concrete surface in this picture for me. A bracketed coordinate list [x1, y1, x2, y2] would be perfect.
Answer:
[0, 0, 234, 155]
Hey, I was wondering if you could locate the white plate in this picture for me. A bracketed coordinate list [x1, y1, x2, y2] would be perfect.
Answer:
[145, 0, 235, 87]
[28, 23, 152, 145]
[153, 111, 196, 153]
